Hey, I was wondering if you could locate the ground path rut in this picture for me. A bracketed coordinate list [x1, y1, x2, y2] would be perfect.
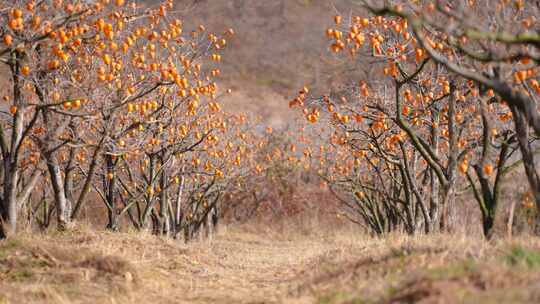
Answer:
[135, 227, 361, 303]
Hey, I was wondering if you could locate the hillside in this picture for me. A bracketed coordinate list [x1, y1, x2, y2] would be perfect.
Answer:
[168, 0, 368, 125]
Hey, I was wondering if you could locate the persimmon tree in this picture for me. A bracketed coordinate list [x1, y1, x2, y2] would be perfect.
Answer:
[0, 0, 271, 241]
[357, 0, 540, 230]
[0, 0, 97, 237]
[66, 0, 246, 238]
[291, 0, 537, 237]
[72, 1, 227, 232]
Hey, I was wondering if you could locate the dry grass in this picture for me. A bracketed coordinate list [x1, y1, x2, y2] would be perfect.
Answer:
[1, 223, 540, 304]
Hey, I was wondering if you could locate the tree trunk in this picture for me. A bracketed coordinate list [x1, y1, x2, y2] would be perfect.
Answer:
[174, 168, 185, 238]
[107, 208, 119, 231]
[46, 156, 70, 230]
[429, 169, 440, 233]
[511, 106, 540, 233]
[159, 168, 170, 237]
[211, 205, 219, 235]
[2, 161, 19, 237]
[483, 212, 495, 239]
[71, 140, 104, 220]
[105, 155, 119, 231]
[441, 181, 456, 233]
[140, 155, 156, 229]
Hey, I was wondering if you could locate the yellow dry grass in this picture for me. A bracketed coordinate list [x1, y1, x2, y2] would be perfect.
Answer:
[1, 223, 540, 303]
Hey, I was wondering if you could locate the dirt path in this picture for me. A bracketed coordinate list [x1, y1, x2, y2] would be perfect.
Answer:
[2, 226, 540, 303]
[132, 229, 361, 303]
[0, 226, 366, 303]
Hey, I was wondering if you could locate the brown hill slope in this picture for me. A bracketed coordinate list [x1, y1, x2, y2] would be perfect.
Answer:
[149, 0, 368, 125]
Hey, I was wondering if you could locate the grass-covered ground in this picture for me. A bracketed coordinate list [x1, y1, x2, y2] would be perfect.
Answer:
[1, 224, 540, 303]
